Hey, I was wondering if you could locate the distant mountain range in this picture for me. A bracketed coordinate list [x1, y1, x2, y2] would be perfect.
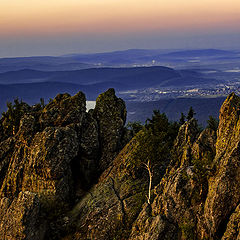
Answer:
[0, 56, 94, 73]
[161, 49, 234, 57]
[0, 66, 179, 86]
[0, 48, 239, 126]
[62, 48, 238, 64]
[1, 48, 239, 72]
[0, 66, 221, 108]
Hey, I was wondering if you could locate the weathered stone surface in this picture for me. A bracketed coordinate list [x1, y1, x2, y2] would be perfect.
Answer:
[222, 204, 240, 240]
[0, 191, 45, 240]
[21, 126, 79, 207]
[39, 92, 86, 128]
[64, 138, 148, 240]
[129, 203, 178, 240]
[93, 88, 127, 171]
[128, 118, 217, 240]
[0, 137, 14, 185]
[0, 89, 131, 239]
[174, 118, 200, 167]
[192, 128, 216, 160]
[216, 93, 240, 159]
[0, 197, 10, 221]
[0, 126, 79, 207]
[204, 93, 240, 238]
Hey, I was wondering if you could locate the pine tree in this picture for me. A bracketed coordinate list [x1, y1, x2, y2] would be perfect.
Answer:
[187, 107, 196, 121]
[1, 98, 26, 136]
[207, 115, 219, 131]
[126, 121, 143, 135]
[40, 98, 45, 108]
[179, 112, 185, 125]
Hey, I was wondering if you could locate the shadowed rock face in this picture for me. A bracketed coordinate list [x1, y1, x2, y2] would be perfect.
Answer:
[1, 91, 240, 240]
[66, 138, 148, 240]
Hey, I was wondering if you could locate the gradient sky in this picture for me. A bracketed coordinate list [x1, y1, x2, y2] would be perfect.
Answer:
[1, 0, 240, 57]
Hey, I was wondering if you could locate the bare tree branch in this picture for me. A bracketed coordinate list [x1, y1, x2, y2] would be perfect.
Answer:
[143, 160, 152, 204]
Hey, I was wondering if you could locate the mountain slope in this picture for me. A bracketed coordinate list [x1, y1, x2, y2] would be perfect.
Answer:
[0, 56, 93, 73]
[0, 66, 180, 85]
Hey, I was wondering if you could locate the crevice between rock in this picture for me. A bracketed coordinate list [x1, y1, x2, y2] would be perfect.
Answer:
[110, 177, 126, 224]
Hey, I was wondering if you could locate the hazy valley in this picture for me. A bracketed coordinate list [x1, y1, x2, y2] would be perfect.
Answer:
[0, 48, 240, 126]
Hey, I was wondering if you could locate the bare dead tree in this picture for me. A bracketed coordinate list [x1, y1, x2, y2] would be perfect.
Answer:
[143, 160, 153, 204]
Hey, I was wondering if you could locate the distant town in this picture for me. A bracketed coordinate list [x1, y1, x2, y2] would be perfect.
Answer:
[119, 83, 240, 101]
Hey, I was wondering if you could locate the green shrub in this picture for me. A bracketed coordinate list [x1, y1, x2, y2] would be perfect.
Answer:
[1, 98, 27, 136]
[130, 110, 180, 184]
[126, 121, 143, 136]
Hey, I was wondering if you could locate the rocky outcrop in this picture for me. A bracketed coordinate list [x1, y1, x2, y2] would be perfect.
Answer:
[173, 118, 200, 167]
[129, 203, 178, 240]
[93, 88, 127, 171]
[222, 204, 240, 240]
[60, 138, 149, 239]
[127, 93, 240, 240]
[203, 93, 240, 238]
[128, 119, 204, 239]
[0, 89, 130, 239]
[0, 191, 45, 240]
[39, 92, 86, 128]
[1, 90, 240, 239]
[60, 110, 178, 239]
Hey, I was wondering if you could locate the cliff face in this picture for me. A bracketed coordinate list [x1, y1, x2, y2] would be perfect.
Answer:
[0, 90, 240, 239]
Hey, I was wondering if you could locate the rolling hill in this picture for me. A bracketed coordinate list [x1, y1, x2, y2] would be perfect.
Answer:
[0, 66, 220, 89]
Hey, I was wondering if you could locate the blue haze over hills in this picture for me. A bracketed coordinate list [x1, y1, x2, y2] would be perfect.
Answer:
[0, 48, 240, 125]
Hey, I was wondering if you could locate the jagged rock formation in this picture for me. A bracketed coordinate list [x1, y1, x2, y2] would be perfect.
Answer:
[0, 91, 240, 239]
[93, 88, 127, 171]
[128, 93, 240, 240]
[204, 93, 240, 239]
[0, 88, 130, 239]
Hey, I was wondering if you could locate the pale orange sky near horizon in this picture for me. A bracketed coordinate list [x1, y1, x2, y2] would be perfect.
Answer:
[1, 0, 240, 56]
[1, 0, 240, 36]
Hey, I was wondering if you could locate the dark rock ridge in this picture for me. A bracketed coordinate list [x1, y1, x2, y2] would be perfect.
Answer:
[0, 90, 240, 239]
